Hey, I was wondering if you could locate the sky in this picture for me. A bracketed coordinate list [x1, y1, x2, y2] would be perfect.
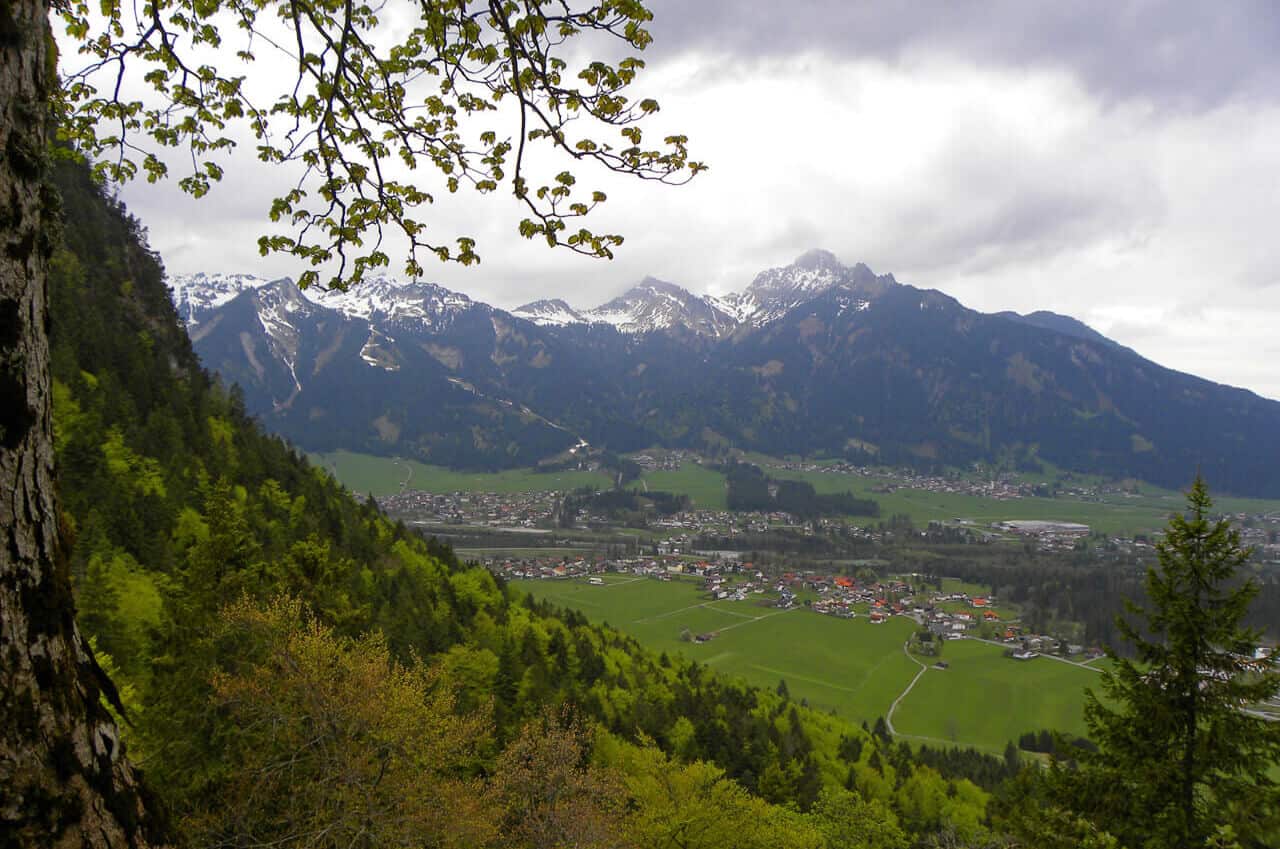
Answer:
[113, 1, 1280, 400]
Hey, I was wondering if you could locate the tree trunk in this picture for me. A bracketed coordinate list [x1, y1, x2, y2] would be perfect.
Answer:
[0, 1, 162, 845]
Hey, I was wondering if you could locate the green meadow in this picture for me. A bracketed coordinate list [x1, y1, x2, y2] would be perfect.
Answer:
[515, 575, 1094, 751]
[308, 450, 612, 497]
[766, 467, 1165, 535]
[633, 462, 729, 509]
[892, 638, 1095, 750]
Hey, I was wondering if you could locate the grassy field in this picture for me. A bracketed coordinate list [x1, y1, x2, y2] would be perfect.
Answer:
[892, 638, 1095, 749]
[516, 575, 1095, 751]
[769, 467, 1169, 535]
[309, 450, 612, 497]
[634, 462, 728, 510]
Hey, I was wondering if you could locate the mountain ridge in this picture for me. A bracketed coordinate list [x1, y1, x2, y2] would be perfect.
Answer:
[166, 252, 1280, 495]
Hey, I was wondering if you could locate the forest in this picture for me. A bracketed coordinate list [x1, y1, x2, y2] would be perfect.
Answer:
[719, 461, 881, 518]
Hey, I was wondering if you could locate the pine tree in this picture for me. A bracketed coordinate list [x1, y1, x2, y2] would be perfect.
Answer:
[1056, 476, 1280, 847]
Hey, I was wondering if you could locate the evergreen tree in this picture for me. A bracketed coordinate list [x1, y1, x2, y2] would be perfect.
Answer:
[1053, 476, 1280, 847]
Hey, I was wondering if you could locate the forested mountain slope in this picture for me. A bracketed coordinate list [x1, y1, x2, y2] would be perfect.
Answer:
[50, 164, 1004, 844]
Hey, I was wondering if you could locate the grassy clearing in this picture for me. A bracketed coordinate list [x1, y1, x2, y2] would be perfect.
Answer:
[634, 462, 728, 509]
[309, 450, 612, 497]
[516, 576, 1096, 750]
[892, 638, 1097, 750]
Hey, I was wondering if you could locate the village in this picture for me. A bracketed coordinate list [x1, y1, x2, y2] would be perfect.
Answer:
[482, 552, 1101, 662]
[377, 485, 1280, 563]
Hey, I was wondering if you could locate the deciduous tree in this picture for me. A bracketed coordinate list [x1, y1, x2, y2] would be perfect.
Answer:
[187, 596, 495, 849]
[0, 1, 697, 843]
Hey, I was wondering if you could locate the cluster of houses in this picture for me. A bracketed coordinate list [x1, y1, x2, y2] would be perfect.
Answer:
[632, 450, 697, 471]
[484, 554, 761, 582]
[762, 460, 1046, 501]
[804, 576, 914, 621]
[485, 554, 669, 581]
[380, 489, 564, 528]
[483, 555, 1124, 664]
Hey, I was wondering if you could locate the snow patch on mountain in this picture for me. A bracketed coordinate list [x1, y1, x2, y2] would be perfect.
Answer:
[169, 272, 487, 335]
[168, 248, 899, 343]
[310, 276, 479, 331]
[169, 272, 278, 326]
[512, 298, 586, 326]
[249, 279, 323, 404]
[359, 329, 401, 371]
[582, 277, 736, 336]
[721, 250, 897, 326]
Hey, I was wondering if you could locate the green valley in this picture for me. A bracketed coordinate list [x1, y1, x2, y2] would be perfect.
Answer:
[514, 575, 1094, 752]
[315, 448, 1280, 537]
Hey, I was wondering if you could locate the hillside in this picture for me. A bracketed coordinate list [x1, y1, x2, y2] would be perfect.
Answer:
[49, 163, 1007, 844]
[170, 251, 1280, 495]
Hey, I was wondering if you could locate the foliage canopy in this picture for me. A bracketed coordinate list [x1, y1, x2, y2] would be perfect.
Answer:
[55, 0, 705, 287]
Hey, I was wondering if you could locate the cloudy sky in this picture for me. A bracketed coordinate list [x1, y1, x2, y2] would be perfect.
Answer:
[117, 1, 1280, 399]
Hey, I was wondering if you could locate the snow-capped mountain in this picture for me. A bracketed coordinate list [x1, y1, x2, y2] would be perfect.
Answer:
[227, 277, 324, 404]
[309, 276, 483, 333]
[169, 273, 485, 334]
[581, 277, 737, 336]
[169, 272, 278, 326]
[515, 279, 736, 335]
[510, 251, 899, 335]
[164, 255, 1280, 497]
[511, 298, 586, 327]
[717, 249, 897, 326]
[169, 249, 903, 342]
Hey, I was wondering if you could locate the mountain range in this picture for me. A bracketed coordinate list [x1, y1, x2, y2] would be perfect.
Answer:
[167, 251, 1280, 496]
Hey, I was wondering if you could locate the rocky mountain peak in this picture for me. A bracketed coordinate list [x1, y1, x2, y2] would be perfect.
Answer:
[309, 276, 477, 328]
[585, 276, 735, 336]
[512, 298, 586, 327]
[169, 271, 281, 326]
[718, 249, 897, 326]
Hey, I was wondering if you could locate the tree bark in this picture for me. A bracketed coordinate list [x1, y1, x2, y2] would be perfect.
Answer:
[0, 1, 162, 845]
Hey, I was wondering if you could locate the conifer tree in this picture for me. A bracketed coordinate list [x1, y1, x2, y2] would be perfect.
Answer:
[1055, 476, 1280, 847]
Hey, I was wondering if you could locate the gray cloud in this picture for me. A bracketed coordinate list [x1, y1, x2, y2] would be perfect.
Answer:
[644, 0, 1280, 107]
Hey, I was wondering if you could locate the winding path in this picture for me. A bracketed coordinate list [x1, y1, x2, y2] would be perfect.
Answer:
[391, 456, 413, 493]
[885, 640, 930, 737]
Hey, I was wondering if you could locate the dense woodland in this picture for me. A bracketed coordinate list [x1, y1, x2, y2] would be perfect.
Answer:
[718, 461, 881, 518]
[50, 162, 1006, 846]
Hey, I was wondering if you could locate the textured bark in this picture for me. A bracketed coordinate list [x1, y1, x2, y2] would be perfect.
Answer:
[0, 1, 162, 845]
